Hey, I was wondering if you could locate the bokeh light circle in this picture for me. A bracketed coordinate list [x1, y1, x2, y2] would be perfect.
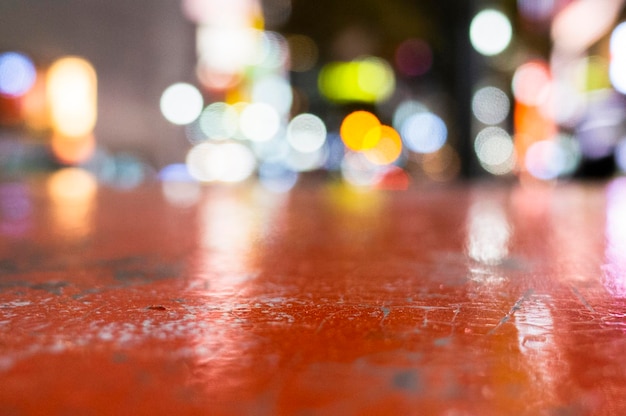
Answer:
[394, 38, 433, 77]
[285, 147, 326, 172]
[239, 103, 280, 142]
[341, 151, 384, 187]
[160, 83, 203, 125]
[400, 112, 447, 154]
[287, 34, 319, 72]
[610, 23, 626, 94]
[525, 140, 567, 180]
[472, 86, 510, 125]
[216, 142, 257, 182]
[470, 9, 513, 56]
[0, 52, 36, 98]
[199, 102, 238, 140]
[512, 61, 551, 106]
[186, 142, 256, 183]
[186, 142, 218, 182]
[259, 162, 299, 192]
[392, 99, 428, 131]
[340, 111, 381, 151]
[364, 126, 403, 165]
[251, 75, 293, 116]
[287, 113, 327, 153]
[474, 127, 516, 175]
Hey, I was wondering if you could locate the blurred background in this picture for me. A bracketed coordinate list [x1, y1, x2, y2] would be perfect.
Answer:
[2, 0, 626, 193]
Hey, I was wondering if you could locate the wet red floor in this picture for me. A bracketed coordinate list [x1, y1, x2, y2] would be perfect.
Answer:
[1, 173, 626, 415]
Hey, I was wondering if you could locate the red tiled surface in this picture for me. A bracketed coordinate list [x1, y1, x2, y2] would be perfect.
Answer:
[1, 176, 626, 415]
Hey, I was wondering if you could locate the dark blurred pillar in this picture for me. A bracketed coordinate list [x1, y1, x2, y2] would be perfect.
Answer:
[450, 0, 478, 178]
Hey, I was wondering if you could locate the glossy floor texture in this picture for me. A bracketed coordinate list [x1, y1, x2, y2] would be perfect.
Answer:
[1, 175, 626, 415]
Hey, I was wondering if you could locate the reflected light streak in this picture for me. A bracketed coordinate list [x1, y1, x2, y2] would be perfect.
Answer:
[160, 164, 201, 208]
[603, 178, 626, 298]
[162, 181, 201, 208]
[514, 295, 566, 408]
[466, 198, 511, 269]
[46, 168, 97, 240]
[194, 187, 280, 296]
[0, 182, 32, 237]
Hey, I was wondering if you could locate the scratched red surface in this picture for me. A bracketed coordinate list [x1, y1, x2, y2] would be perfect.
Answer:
[1, 175, 626, 415]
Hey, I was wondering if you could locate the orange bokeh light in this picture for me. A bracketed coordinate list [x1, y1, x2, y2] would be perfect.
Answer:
[51, 134, 95, 165]
[340, 111, 381, 151]
[364, 125, 403, 165]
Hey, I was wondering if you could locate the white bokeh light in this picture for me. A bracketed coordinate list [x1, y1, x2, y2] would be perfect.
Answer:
[474, 127, 515, 175]
[472, 86, 510, 125]
[610, 23, 626, 94]
[287, 113, 327, 153]
[186, 142, 255, 183]
[186, 142, 219, 182]
[525, 140, 569, 180]
[400, 112, 447, 154]
[239, 103, 280, 142]
[216, 142, 257, 182]
[470, 9, 513, 56]
[160, 83, 203, 125]
[199, 102, 238, 140]
[251, 75, 293, 116]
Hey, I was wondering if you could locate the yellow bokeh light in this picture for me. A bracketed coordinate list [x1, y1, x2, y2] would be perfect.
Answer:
[363, 126, 403, 166]
[46, 56, 97, 138]
[318, 57, 395, 104]
[340, 111, 381, 151]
